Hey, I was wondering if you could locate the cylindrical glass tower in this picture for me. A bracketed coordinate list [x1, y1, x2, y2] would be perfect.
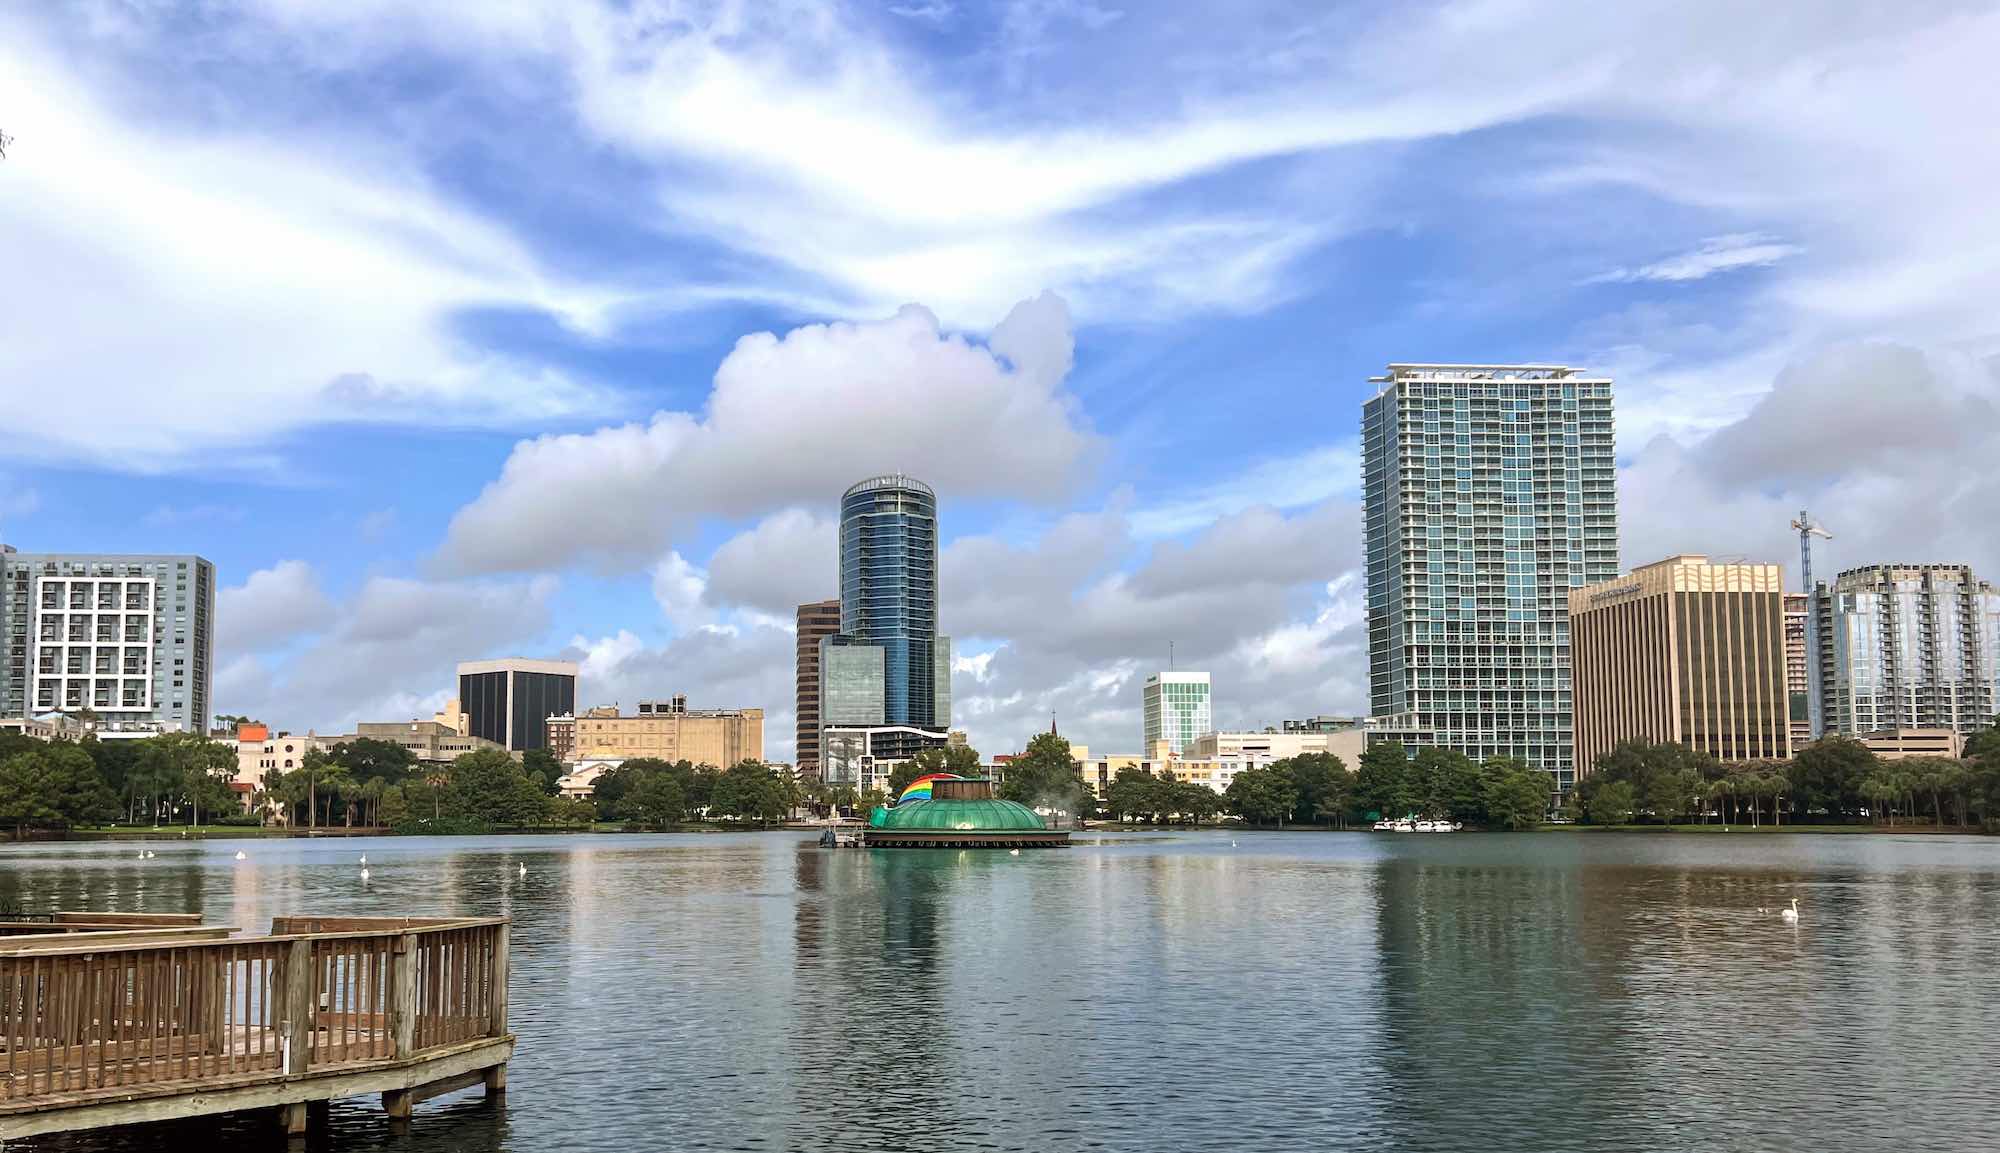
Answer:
[840, 474, 940, 728]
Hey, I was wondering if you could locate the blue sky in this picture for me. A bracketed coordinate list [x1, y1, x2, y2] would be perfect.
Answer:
[3, 1, 1998, 759]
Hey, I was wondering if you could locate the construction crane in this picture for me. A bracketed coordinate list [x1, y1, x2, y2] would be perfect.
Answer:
[1792, 510, 1833, 739]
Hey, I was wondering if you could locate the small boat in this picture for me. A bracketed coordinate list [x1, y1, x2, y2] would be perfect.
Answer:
[1372, 819, 1397, 831]
[1392, 819, 1417, 833]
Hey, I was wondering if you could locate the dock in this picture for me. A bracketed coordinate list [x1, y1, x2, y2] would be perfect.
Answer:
[0, 912, 513, 1143]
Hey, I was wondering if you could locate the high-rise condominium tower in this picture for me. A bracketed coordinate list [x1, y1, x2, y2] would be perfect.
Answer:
[1815, 564, 2000, 735]
[817, 475, 952, 774]
[838, 474, 950, 730]
[1361, 364, 1618, 792]
[0, 546, 215, 733]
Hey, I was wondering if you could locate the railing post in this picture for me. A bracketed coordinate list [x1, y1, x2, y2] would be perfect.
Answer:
[390, 933, 417, 1058]
[281, 937, 312, 1076]
[487, 923, 509, 1039]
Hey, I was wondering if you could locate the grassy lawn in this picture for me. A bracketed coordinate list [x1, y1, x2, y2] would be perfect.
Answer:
[72, 825, 290, 838]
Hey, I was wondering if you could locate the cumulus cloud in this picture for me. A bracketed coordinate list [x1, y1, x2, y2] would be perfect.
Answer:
[938, 499, 1366, 756]
[1620, 343, 2000, 580]
[213, 572, 558, 733]
[703, 508, 839, 618]
[437, 293, 1096, 574]
[216, 561, 336, 655]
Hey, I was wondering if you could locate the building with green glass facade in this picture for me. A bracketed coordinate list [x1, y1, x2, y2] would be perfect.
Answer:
[1142, 671, 1210, 755]
[1361, 364, 1618, 793]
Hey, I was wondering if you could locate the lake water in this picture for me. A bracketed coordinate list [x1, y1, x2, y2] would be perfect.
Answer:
[3, 829, 1999, 1152]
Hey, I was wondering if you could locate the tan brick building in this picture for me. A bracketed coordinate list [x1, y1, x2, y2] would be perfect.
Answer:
[571, 697, 764, 768]
[1570, 555, 1792, 775]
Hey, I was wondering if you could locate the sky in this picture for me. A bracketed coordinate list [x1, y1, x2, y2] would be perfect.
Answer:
[3, 1, 1999, 762]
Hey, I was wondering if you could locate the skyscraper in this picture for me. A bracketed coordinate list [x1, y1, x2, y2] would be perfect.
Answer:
[1815, 564, 2000, 735]
[1570, 556, 1791, 772]
[456, 658, 578, 753]
[817, 475, 951, 774]
[794, 598, 842, 775]
[840, 474, 949, 729]
[1361, 364, 1617, 792]
[1142, 671, 1210, 755]
[0, 546, 215, 733]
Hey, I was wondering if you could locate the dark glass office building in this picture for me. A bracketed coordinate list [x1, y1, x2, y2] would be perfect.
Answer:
[456, 658, 578, 753]
[839, 475, 950, 730]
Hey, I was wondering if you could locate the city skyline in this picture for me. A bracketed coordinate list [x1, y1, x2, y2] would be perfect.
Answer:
[3, 4, 1999, 765]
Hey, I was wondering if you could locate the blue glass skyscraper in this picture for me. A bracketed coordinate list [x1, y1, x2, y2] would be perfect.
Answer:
[834, 475, 950, 732]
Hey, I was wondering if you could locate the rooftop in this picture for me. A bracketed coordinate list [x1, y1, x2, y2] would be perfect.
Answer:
[842, 473, 935, 499]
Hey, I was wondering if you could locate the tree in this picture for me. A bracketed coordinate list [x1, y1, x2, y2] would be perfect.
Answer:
[711, 760, 792, 825]
[1225, 765, 1298, 826]
[997, 733, 1086, 817]
[0, 744, 116, 834]
[1105, 766, 1161, 824]
[443, 748, 545, 828]
[1354, 742, 1411, 820]
[631, 773, 688, 829]
[522, 748, 564, 796]
[898, 743, 982, 796]
[0, 753, 61, 837]
[1175, 780, 1221, 826]
[1280, 753, 1354, 826]
[1789, 736, 1876, 821]
[1410, 747, 1479, 820]
[1587, 780, 1637, 825]
[1483, 763, 1553, 830]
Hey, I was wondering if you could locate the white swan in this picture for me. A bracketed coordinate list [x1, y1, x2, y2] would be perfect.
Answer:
[360, 866, 371, 883]
[518, 863, 527, 879]
[137, 849, 146, 860]
[145, 850, 156, 859]
[359, 854, 367, 866]
[1780, 897, 1799, 924]
[1008, 848, 1020, 856]
[234, 850, 247, 861]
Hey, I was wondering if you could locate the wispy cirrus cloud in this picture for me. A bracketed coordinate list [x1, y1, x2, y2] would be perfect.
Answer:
[1586, 233, 1804, 285]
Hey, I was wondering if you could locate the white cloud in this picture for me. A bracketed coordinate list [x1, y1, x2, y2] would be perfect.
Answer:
[213, 572, 558, 732]
[1620, 343, 2000, 580]
[437, 293, 1096, 574]
[650, 552, 712, 628]
[0, 34, 621, 471]
[1587, 234, 1804, 285]
[216, 561, 336, 655]
[703, 508, 838, 617]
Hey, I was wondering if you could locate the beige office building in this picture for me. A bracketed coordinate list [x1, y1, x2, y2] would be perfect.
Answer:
[1570, 555, 1792, 774]
[571, 697, 764, 767]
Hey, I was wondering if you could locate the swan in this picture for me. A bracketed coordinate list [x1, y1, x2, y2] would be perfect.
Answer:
[1008, 848, 1021, 856]
[234, 851, 247, 861]
[145, 850, 156, 859]
[1780, 897, 1799, 924]
[360, 866, 371, 883]
[137, 850, 146, 860]
[518, 863, 527, 879]
[359, 854, 367, 865]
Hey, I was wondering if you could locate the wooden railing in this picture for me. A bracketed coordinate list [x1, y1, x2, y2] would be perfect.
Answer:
[0, 917, 508, 1104]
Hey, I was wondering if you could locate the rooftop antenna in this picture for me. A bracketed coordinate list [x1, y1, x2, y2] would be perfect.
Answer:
[1169, 640, 1175, 671]
[1791, 509, 1833, 739]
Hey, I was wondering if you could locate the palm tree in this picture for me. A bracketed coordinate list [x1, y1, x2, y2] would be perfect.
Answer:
[1708, 776, 1734, 825]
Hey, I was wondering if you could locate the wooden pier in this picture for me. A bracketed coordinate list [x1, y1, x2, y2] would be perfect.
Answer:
[0, 912, 513, 1143]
